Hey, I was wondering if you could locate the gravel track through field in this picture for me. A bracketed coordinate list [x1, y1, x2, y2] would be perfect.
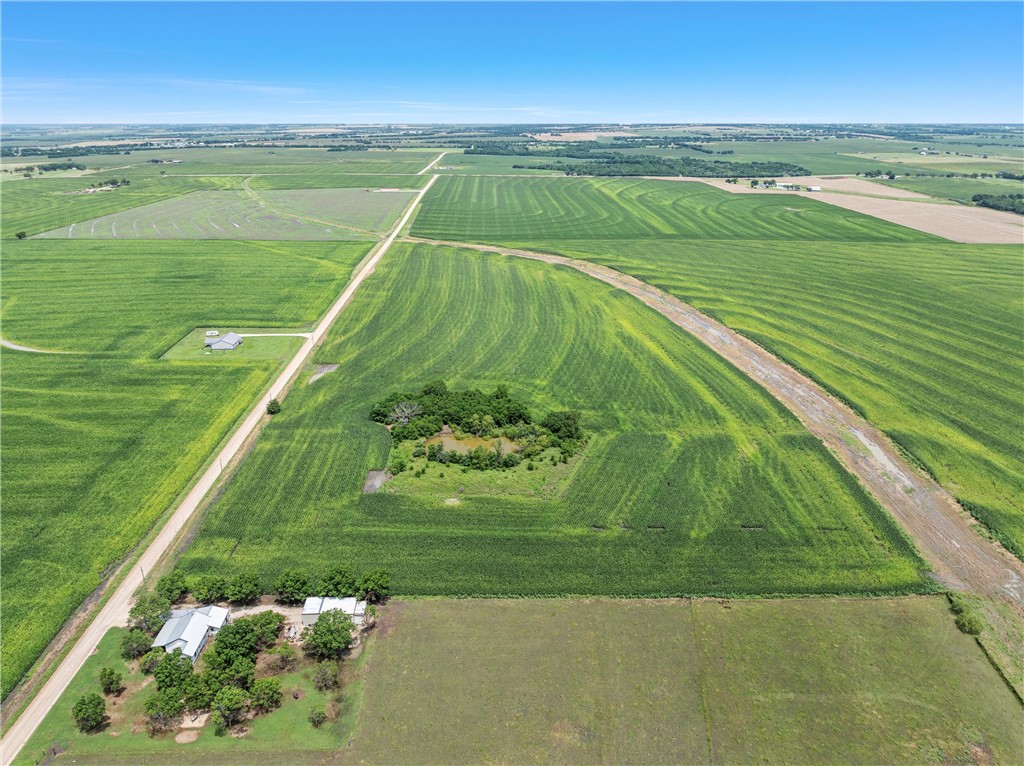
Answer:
[0, 175, 441, 766]
[408, 237, 1024, 612]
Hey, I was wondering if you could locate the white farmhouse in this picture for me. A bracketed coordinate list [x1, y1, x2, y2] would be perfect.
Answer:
[151, 605, 229, 662]
[302, 596, 368, 627]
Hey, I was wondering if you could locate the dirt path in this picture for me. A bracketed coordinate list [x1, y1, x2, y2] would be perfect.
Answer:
[0, 175, 441, 766]
[408, 238, 1024, 611]
[418, 152, 447, 175]
[0, 338, 77, 354]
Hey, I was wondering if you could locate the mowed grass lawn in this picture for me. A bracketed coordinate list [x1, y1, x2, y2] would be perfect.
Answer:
[510, 239, 1024, 559]
[0, 240, 373, 698]
[178, 243, 925, 597]
[411, 175, 940, 242]
[339, 598, 1022, 765]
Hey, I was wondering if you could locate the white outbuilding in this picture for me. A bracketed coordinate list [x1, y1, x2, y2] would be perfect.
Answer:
[204, 331, 243, 351]
[302, 596, 368, 627]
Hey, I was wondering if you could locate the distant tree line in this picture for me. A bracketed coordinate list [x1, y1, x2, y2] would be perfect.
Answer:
[972, 194, 1024, 215]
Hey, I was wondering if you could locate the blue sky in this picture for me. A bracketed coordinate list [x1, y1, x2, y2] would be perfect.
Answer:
[3, 2, 1022, 124]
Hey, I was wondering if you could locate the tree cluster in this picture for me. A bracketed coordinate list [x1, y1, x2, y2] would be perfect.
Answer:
[971, 193, 1024, 215]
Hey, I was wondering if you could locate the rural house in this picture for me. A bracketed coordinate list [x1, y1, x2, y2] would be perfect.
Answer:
[302, 596, 368, 627]
[204, 331, 243, 351]
[151, 605, 229, 662]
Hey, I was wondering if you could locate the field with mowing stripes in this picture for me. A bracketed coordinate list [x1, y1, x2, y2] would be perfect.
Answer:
[177, 243, 925, 597]
[0, 239, 373, 697]
[35, 188, 414, 240]
[508, 239, 1024, 558]
[411, 176, 939, 242]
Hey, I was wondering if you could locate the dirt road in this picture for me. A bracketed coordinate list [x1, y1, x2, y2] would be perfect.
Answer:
[410, 238, 1024, 610]
[418, 152, 447, 175]
[0, 175, 440, 766]
[0, 338, 76, 354]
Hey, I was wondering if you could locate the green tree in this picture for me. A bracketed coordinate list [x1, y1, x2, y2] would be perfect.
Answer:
[266, 398, 282, 415]
[212, 685, 249, 731]
[319, 565, 357, 597]
[302, 611, 354, 660]
[182, 674, 215, 713]
[140, 648, 166, 675]
[209, 620, 257, 667]
[226, 657, 256, 690]
[226, 571, 262, 604]
[72, 693, 106, 733]
[274, 569, 311, 603]
[249, 610, 285, 649]
[154, 649, 193, 691]
[191, 574, 228, 603]
[308, 705, 327, 727]
[99, 667, 123, 696]
[128, 592, 171, 634]
[312, 661, 338, 691]
[144, 688, 184, 733]
[15, 231, 27, 239]
[357, 569, 391, 603]
[120, 629, 152, 660]
[156, 571, 189, 603]
[251, 678, 282, 712]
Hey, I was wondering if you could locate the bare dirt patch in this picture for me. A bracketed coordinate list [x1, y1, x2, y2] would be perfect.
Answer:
[308, 363, 339, 384]
[175, 729, 201, 744]
[180, 711, 209, 730]
[362, 470, 389, 494]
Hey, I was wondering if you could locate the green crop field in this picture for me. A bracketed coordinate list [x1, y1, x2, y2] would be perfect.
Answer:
[434, 152, 565, 175]
[246, 173, 427, 190]
[508, 239, 1024, 558]
[410, 176, 939, 242]
[333, 598, 1022, 766]
[34, 187, 413, 241]
[878, 175, 1024, 203]
[177, 243, 925, 597]
[0, 239, 373, 697]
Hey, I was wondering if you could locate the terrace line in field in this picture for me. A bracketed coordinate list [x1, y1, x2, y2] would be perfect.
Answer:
[34, 188, 417, 241]
[177, 243, 925, 598]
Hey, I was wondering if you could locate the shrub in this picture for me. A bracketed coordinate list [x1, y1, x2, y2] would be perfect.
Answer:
[955, 611, 984, 636]
[308, 705, 327, 727]
[226, 571, 262, 604]
[267, 398, 282, 415]
[275, 569, 311, 603]
[320, 565, 357, 597]
[269, 642, 296, 671]
[191, 574, 227, 604]
[251, 678, 282, 712]
[140, 648, 166, 675]
[357, 569, 391, 603]
[156, 571, 189, 603]
[99, 667, 123, 696]
[120, 629, 152, 660]
[72, 693, 106, 732]
[15, 231, 27, 240]
[312, 661, 338, 691]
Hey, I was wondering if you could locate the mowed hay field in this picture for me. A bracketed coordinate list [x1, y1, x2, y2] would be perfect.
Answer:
[411, 175, 940, 242]
[34, 188, 415, 241]
[177, 243, 925, 597]
[0, 240, 373, 697]
[508, 239, 1024, 559]
[336, 598, 1022, 766]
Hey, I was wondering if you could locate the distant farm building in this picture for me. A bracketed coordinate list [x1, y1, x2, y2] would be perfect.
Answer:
[204, 331, 243, 350]
[151, 605, 229, 662]
[807, 186, 822, 192]
[302, 596, 368, 627]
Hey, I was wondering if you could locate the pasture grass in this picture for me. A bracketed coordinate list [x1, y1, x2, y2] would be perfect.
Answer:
[339, 598, 1022, 765]
[177, 243, 926, 598]
[878, 175, 1024, 203]
[410, 175, 939, 242]
[513, 239, 1024, 558]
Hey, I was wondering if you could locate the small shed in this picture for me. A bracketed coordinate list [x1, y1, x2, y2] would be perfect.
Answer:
[205, 330, 220, 337]
[302, 596, 368, 627]
[151, 605, 229, 662]
[204, 331, 243, 351]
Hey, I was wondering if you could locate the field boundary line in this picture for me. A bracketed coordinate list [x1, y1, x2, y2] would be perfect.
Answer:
[403, 237, 1024, 614]
[0, 174, 441, 766]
